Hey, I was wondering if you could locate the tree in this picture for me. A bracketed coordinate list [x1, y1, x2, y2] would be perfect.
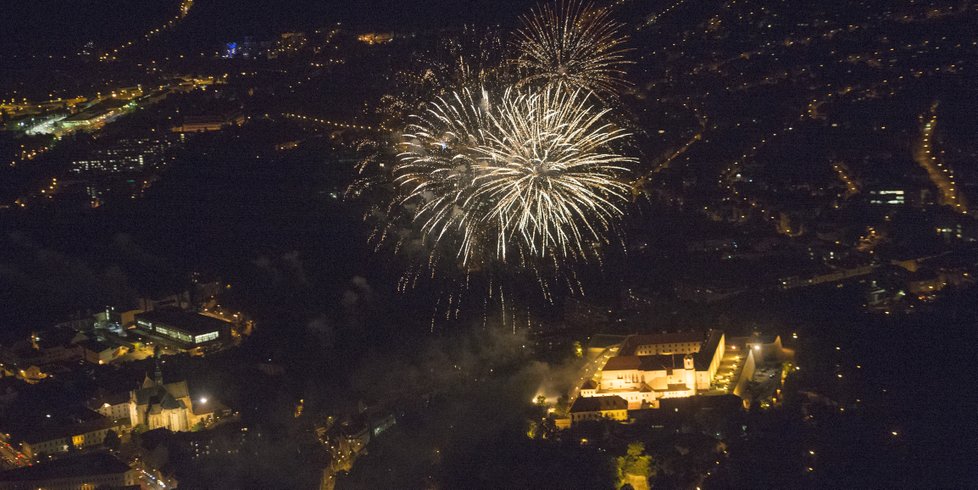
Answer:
[617, 442, 653, 487]
[573, 341, 584, 358]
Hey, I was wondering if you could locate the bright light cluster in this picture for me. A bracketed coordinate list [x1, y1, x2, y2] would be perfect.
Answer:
[353, 0, 636, 308]
[396, 86, 634, 268]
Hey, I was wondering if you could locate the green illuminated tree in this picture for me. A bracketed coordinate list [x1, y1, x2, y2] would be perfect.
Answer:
[617, 442, 653, 487]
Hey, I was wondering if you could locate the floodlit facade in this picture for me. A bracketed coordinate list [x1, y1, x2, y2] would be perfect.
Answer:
[585, 330, 726, 409]
[129, 366, 221, 432]
[134, 310, 229, 349]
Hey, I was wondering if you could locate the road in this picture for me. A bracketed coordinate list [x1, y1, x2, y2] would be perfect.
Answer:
[0, 439, 30, 469]
[567, 344, 620, 407]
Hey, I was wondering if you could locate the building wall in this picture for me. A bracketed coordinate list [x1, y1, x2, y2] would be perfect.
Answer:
[705, 334, 725, 383]
[633, 341, 701, 356]
[21, 424, 124, 459]
[132, 402, 191, 432]
[658, 387, 695, 399]
[602, 367, 698, 392]
[97, 402, 129, 420]
[119, 309, 143, 328]
[733, 350, 757, 400]
[21, 437, 68, 459]
[614, 391, 656, 409]
[695, 371, 711, 390]
[593, 333, 731, 409]
[570, 408, 628, 425]
[601, 368, 645, 390]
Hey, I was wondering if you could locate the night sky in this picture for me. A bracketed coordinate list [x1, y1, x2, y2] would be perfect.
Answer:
[1, 0, 977, 488]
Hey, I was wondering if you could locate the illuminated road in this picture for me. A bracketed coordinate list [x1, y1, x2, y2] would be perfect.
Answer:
[914, 102, 968, 214]
[831, 162, 860, 199]
[0, 439, 30, 469]
[567, 344, 620, 406]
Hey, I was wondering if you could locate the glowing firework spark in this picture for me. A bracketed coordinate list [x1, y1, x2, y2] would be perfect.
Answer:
[514, 0, 632, 97]
[475, 86, 634, 261]
[395, 85, 635, 269]
[396, 88, 494, 267]
[348, 1, 640, 323]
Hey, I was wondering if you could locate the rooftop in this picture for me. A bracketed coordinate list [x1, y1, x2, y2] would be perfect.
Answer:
[604, 354, 686, 372]
[15, 412, 129, 444]
[89, 390, 130, 407]
[570, 395, 628, 413]
[136, 309, 230, 335]
[0, 452, 130, 482]
[620, 331, 706, 355]
[693, 330, 725, 370]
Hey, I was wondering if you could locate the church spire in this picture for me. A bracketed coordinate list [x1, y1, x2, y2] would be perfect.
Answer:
[153, 345, 164, 385]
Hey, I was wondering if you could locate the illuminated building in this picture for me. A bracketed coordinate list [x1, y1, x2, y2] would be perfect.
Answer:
[90, 392, 131, 420]
[59, 98, 131, 131]
[868, 189, 906, 206]
[70, 137, 174, 174]
[170, 113, 245, 133]
[129, 363, 226, 432]
[357, 32, 393, 45]
[78, 339, 127, 365]
[15, 413, 129, 459]
[0, 452, 137, 489]
[129, 373, 192, 432]
[133, 310, 230, 349]
[569, 395, 628, 425]
[584, 331, 725, 409]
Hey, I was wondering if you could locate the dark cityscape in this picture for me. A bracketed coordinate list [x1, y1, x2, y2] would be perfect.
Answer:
[0, 0, 976, 488]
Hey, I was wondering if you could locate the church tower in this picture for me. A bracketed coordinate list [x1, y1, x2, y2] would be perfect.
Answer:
[154, 354, 164, 386]
[683, 355, 697, 395]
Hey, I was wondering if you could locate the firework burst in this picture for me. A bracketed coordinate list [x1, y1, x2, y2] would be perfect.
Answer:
[514, 0, 632, 97]
[348, 1, 639, 322]
[396, 88, 494, 267]
[395, 85, 634, 271]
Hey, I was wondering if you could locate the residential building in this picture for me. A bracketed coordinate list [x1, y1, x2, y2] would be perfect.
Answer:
[0, 452, 137, 490]
[569, 395, 628, 425]
[17, 413, 129, 459]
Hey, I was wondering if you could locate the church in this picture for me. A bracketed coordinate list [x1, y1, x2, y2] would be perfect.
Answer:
[128, 360, 220, 432]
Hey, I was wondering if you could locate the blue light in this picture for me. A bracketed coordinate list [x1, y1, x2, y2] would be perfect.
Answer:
[224, 42, 238, 58]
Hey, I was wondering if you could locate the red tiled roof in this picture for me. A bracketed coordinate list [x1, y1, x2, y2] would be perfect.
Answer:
[620, 331, 705, 355]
